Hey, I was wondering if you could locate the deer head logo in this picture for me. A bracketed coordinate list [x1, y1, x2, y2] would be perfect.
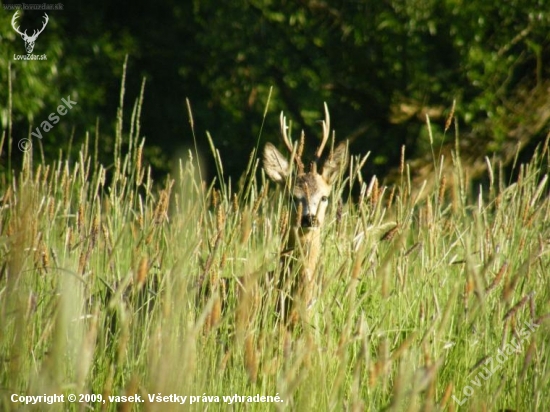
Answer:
[11, 11, 49, 54]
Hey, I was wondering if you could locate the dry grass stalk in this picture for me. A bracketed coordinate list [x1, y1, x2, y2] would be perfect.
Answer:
[444, 99, 456, 133]
[244, 334, 258, 383]
[380, 225, 399, 241]
[136, 256, 148, 289]
[503, 293, 532, 322]
[486, 262, 508, 293]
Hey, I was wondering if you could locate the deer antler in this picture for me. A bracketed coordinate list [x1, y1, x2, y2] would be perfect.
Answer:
[11, 12, 48, 40]
[11, 11, 26, 37]
[280, 111, 304, 173]
[280, 112, 294, 155]
[314, 102, 331, 162]
[33, 13, 49, 39]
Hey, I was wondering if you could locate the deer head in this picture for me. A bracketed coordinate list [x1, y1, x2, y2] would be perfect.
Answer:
[12, 11, 49, 54]
[263, 104, 348, 234]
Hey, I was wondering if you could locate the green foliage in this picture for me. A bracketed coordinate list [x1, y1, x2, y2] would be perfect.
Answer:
[0, 6, 137, 169]
[1, 90, 550, 411]
[1, 1, 550, 180]
[190, 0, 550, 177]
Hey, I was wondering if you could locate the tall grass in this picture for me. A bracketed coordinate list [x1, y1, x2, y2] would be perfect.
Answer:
[1, 79, 549, 411]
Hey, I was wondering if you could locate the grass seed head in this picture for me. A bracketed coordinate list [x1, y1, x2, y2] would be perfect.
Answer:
[244, 334, 258, 383]
[381, 225, 399, 241]
[136, 256, 148, 288]
[232, 192, 239, 213]
[438, 175, 447, 205]
[444, 99, 456, 133]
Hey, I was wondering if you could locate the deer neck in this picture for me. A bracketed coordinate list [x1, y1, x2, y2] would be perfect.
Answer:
[287, 226, 322, 280]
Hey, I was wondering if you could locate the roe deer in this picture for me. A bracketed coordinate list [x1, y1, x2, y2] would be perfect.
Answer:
[263, 104, 348, 324]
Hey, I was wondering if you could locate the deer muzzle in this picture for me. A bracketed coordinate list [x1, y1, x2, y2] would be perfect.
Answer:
[300, 214, 318, 228]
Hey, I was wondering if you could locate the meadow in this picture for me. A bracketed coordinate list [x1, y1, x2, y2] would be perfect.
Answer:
[1, 86, 549, 411]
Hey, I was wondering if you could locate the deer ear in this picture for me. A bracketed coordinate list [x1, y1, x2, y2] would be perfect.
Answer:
[263, 143, 291, 184]
[322, 141, 348, 184]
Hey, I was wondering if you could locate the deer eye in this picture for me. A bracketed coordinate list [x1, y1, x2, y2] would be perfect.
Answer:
[321, 196, 328, 202]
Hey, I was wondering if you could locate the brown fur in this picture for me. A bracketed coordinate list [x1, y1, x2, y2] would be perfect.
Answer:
[263, 139, 347, 323]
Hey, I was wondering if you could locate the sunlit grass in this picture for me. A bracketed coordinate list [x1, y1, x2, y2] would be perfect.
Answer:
[1, 76, 549, 411]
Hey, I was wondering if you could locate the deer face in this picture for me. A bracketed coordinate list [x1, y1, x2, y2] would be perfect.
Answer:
[22, 36, 38, 54]
[292, 173, 331, 229]
[263, 140, 347, 232]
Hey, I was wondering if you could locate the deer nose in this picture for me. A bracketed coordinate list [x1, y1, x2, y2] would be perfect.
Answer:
[301, 214, 317, 228]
